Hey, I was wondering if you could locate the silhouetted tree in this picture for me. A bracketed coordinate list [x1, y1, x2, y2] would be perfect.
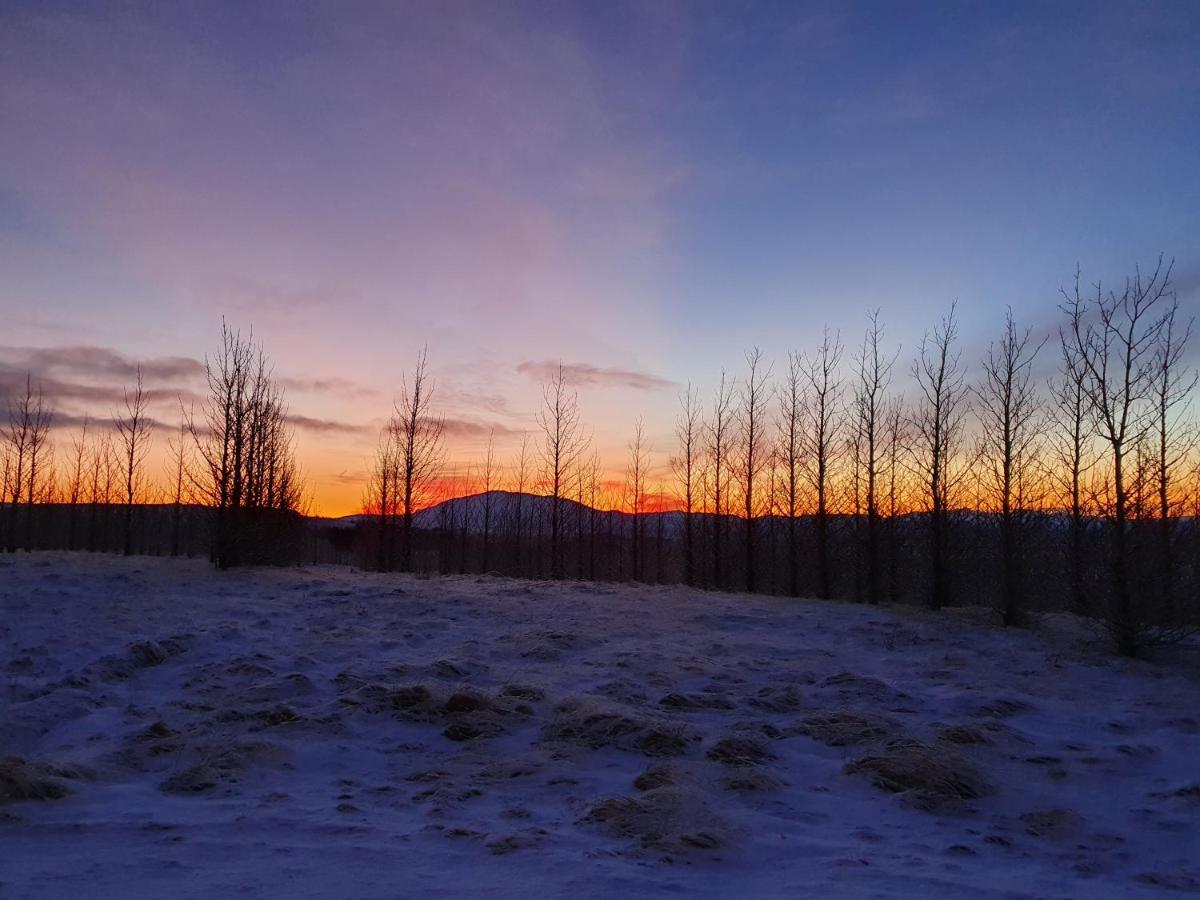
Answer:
[626, 418, 648, 581]
[912, 302, 969, 610]
[480, 429, 497, 573]
[801, 329, 843, 599]
[367, 417, 399, 569]
[189, 322, 302, 568]
[1150, 296, 1195, 620]
[5, 374, 52, 552]
[586, 451, 601, 581]
[86, 432, 115, 552]
[738, 348, 772, 593]
[165, 412, 192, 557]
[536, 363, 587, 580]
[114, 365, 152, 556]
[511, 433, 532, 576]
[672, 384, 702, 587]
[393, 346, 445, 572]
[708, 372, 734, 589]
[883, 400, 907, 603]
[853, 311, 895, 605]
[778, 353, 803, 596]
[1064, 258, 1175, 654]
[1049, 322, 1094, 615]
[65, 416, 90, 550]
[976, 308, 1045, 625]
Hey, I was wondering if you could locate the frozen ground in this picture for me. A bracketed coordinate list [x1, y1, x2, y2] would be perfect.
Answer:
[2, 553, 1199, 899]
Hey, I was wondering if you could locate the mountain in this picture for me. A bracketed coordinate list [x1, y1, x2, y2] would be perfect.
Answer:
[324, 491, 689, 539]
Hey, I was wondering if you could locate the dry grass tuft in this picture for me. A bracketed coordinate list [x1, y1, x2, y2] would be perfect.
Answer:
[582, 787, 725, 853]
[542, 697, 694, 757]
[843, 738, 990, 811]
[0, 757, 85, 803]
[706, 736, 774, 767]
[790, 711, 898, 747]
[160, 741, 289, 795]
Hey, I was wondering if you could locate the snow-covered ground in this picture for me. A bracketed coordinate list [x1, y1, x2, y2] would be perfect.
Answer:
[2, 553, 1198, 898]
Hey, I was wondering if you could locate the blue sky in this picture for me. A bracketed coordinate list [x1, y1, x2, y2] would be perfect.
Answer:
[2, 1, 1198, 512]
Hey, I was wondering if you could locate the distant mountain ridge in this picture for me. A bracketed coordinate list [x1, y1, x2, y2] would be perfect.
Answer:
[314, 490, 1094, 538]
[316, 491, 687, 536]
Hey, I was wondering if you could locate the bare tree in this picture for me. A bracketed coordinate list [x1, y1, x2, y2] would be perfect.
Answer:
[573, 440, 588, 580]
[165, 411, 192, 557]
[653, 479, 667, 583]
[189, 322, 303, 568]
[801, 329, 844, 599]
[5, 374, 52, 552]
[975, 308, 1045, 625]
[911, 302, 969, 610]
[1150, 297, 1195, 620]
[738, 348, 773, 593]
[456, 464, 473, 575]
[883, 399, 907, 603]
[853, 311, 896, 605]
[65, 416, 91, 550]
[114, 365, 152, 555]
[586, 451, 602, 581]
[24, 387, 53, 549]
[393, 346, 445, 572]
[707, 372, 735, 590]
[367, 419, 399, 569]
[0, 442, 10, 542]
[511, 433, 532, 576]
[85, 432, 114, 552]
[764, 446, 781, 593]
[672, 384, 702, 587]
[1049, 327, 1094, 615]
[1062, 258, 1174, 655]
[480, 429, 497, 573]
[626, 417, 648, 581]
[535, 363, 588, 580]
[777, 353, 803, 596]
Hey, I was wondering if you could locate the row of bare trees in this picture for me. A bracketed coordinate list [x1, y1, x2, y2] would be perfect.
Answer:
[4, 261, 1196, 655]
[354, 257, 1195, 656]
[187, 322, 303, 567]
[2, 322, 304, 565]
[367, 346, 446, 572]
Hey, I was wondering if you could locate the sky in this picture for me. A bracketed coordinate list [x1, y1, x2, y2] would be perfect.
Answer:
[2, 0, 1199, 515]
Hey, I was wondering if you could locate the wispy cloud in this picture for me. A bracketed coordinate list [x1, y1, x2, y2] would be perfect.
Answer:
[285, 414, 373, 437]
[517, 361, 676, 392]
[0, 367, 202, 410]
[0, 345, 203, 383]
[440, 417, 526, 440]
[39, 410, 179, 435]
[277, 375, 377, 399]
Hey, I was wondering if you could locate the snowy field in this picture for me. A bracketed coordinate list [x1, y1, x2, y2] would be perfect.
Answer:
[2, 553, 1199, 898]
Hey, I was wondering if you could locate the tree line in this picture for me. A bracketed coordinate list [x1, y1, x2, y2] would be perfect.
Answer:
[359, 257, 1197, 656]
[2, 322, 305, 568]
[4, 259, 1198, 656]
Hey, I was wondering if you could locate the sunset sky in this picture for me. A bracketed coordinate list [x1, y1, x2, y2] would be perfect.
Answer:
[2, 1, 1199, 516]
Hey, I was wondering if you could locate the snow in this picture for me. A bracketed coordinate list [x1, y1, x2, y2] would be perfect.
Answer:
[2, 552, 1198, 898]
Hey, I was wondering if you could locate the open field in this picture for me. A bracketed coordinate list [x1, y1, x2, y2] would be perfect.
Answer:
[2, 553, 1199, 898]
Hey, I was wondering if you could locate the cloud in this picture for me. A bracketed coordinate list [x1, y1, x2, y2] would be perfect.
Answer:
[277, 375, 377, 399]
[440, 417, 526, 440]
[44, 410, 179, 435]
[284, 414, 373, 437]
[0, 365, 203, 410]
[436, 381, 515, 417]
[516, 360, 676, 392]
[0, 345, 382, 434]
[0, 345, 204, 383]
